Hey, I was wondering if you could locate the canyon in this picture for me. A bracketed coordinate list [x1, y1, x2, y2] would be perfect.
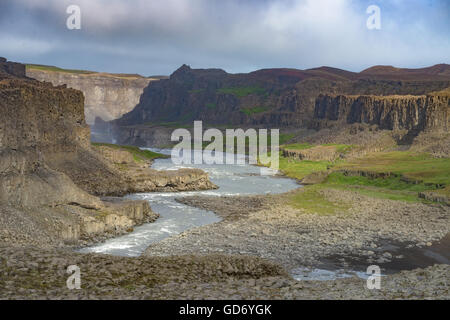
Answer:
[104, 64, 450, 149]
[1, 57, 449, 300]
[26, 65, 166, 124]
[0, 58, 214, 248]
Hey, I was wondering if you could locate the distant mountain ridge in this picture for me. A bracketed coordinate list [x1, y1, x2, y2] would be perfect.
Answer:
[111, 63, 450, 132]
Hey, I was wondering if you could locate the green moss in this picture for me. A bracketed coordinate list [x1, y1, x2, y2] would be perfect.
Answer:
[240, 106, 269, 115]
[217, 86, 266, 98]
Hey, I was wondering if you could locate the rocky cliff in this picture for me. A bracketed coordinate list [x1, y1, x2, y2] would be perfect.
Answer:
[26, 66, 161, 124]
[312, 91, 449, 134]
[112, 64, 450, 131]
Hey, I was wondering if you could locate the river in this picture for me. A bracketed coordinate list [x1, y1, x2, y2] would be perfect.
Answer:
[78, 149, 300, 257]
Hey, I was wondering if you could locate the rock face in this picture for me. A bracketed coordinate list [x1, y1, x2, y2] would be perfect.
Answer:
[312, 90, 449, 136]
[112, 64, 450, 130]
[26, 67, 159, 124]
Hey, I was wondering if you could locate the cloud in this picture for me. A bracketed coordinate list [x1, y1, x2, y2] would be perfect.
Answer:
[0, 0, 448, 75]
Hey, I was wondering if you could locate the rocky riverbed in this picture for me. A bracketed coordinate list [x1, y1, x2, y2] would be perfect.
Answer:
[145, 188, 450, 274]
[0, 245, 448, 299]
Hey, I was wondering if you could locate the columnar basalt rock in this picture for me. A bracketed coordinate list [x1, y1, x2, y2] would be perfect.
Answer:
[312, 91, 449, 134]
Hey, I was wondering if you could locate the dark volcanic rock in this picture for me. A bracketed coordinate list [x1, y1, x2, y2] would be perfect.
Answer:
[312, 90, 449, 135]
[111, 64, 450, 133]
[0, 57, 26, 78]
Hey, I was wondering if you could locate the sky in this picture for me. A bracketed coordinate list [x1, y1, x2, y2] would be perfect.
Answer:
[0, 0, 449, 76]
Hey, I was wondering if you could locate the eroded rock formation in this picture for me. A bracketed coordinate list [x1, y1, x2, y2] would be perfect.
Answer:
[26, 67, 161, 124]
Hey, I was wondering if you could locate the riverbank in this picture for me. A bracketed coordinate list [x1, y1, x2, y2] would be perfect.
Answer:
[1, 245, 448, 299]
[144, 188, 450, 274]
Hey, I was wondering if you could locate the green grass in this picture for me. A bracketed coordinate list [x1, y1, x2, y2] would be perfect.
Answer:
[26, 64, 94, 74]
[91, 142, 169, 162]
[240, 106, 269, 115]
[334, 151, 450, 186]
[206, 103, 217, 109]
[287, 186, 350, 215]
[325, 172, 440, 192]
[282, 143, 354, 153]
[275, 149, 449, 204]
[282, 143, 313, 150]
[279, 133, 295, 145]
[322, 144, 355, 153]
[322, 172, 441, 203]
[217, 86, 266, 98]
[277, 153, 331, 180]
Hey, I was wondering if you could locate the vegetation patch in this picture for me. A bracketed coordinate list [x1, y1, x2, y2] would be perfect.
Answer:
[282, 143, 313, 150]
[325, 172, 440, 192]
[240, 106, 269, 116]
[334, 151, 450, 186]
[277, 154, 331, 180]
[91, 142, 169, 162]
[217, 86, 266, 98]
[322, 172, 441, 203]
[287, 186, 350, 215]
[282, 143, 354, 154]
[206, 103, 217, 109]
[26, 64, 94, 74]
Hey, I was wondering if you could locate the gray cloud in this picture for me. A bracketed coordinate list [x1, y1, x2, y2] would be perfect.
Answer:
[1, 0, 448, 75]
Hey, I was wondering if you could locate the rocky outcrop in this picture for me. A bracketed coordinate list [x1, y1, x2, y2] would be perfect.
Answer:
[92, 144, 217, 194]
[282, 145, 342, 162]
[26, 67, 159, 124]
[312, 91, 449, 137]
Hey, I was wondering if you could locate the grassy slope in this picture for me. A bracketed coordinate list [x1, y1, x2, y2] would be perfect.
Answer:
[334, 151, 450, 186]
[26, 64, 94, 74]
[273, 149, 450, 213]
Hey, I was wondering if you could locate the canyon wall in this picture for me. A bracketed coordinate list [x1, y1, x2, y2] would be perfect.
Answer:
[113, 64, 450, 130]
[26, 67, 159, 124]
[312, 91, 449, 133]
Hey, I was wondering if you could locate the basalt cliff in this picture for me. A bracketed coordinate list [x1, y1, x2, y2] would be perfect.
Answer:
[108, 63, 450, 148]
[0, 58, 214, 248]
[26, 66, 165, 124]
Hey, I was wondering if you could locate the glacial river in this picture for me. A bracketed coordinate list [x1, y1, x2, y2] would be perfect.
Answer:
[79, 149, 300, 257]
